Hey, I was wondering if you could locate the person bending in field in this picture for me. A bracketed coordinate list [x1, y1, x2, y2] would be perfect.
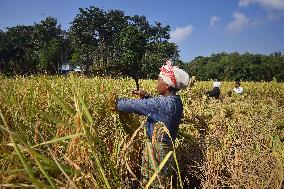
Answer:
[233, 81, 244, 95]
[207, 81, 221, 99]
[116, 60, 191, 187]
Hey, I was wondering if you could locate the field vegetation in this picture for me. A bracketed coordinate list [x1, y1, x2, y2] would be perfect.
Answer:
[0, 75, 283, 188]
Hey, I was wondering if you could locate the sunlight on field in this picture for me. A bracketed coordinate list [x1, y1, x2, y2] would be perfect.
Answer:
[0, 75, 283, 188]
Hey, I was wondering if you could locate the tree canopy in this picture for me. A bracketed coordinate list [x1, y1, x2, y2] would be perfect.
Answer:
[0, 6, 179, 78]
[0, 6, 283, 82]
[186, 52, 284, 82]
[0, 17, 64, 75]
[69, 6, 179, 79]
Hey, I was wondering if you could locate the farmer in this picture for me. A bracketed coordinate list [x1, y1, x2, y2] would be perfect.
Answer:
[116, 60, 190, 187]
[233, 81, 244, 94]
[207, 81, 221, 99]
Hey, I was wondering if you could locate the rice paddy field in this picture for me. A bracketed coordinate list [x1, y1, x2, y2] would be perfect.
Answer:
[0, 75, 283, 188]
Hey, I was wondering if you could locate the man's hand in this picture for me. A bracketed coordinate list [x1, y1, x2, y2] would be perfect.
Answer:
[132, 89, 148, 98]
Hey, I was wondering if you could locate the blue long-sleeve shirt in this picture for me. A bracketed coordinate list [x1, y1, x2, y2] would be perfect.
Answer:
[116, 95, 183, 144]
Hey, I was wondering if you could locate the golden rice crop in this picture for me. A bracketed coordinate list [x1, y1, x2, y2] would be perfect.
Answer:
[0, 75, 283, 188]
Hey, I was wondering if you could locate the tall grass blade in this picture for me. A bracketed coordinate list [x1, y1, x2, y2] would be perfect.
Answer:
[145, 151, 173, 189]
[10, 136, 49, 188]
[0, 184, 36, 188]
[28, 149, 74, 174]
[32, 155, 57, 188]
[70, 74, 93, 125]
[70, 74, 117, 188]
[30, 107, 73, 128]
[31, 132, 84, 149]
[0, 109, 49, 188]
[38, 133, 78, 189]
[41, 78, 76, 116]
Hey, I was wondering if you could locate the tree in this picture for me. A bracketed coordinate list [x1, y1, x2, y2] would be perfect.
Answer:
[0, 30, 8, 74]
[117, 25, 147, 89]
[33, 17, 64, 74]
[69, 6, 179, 78]
[70, 7, 108, 73]
[186, 52, 284, 82]
[142, 22, 179, 78]
[1, 25, 35, 75]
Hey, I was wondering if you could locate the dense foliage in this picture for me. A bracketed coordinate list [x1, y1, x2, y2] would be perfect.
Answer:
[0, 6, 178, 79]
[1, 6, 283, 81]
[0, 17, 65, 75]
[186, 52, 284, 82]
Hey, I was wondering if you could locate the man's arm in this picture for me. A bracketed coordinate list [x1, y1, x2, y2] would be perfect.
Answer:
[116, 97, 160, 118]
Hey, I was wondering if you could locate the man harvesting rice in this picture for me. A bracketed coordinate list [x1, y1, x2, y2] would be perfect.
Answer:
[207, 81, 221, 99]
[116, 60, 190, 187]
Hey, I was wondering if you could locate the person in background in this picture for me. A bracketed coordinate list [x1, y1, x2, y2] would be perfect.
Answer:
[233, 81, 244, 94]
[116, 60, 190, 187]
[207, 81, 221, 99]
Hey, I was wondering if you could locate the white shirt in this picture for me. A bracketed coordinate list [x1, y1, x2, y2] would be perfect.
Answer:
[213, 81, 221, 88]
[234, 87, 244, 94]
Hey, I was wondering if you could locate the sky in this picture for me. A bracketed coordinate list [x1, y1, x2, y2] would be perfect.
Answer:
[0, 0, 284, 62]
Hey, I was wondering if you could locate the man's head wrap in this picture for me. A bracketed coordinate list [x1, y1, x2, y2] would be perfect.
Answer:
[159, 60, 189, 90]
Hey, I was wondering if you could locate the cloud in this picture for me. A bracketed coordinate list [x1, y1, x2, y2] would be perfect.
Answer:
[239, 0, 284, 11]
[170, 25, 194, 43]
[239, 0, 253, 6]
[210, 16, 219, 26]
[259, 0, 284, 10]
[227, 12, 251, 32]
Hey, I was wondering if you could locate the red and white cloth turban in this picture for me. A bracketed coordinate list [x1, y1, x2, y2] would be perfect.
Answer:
[159, 60, 189, 90]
